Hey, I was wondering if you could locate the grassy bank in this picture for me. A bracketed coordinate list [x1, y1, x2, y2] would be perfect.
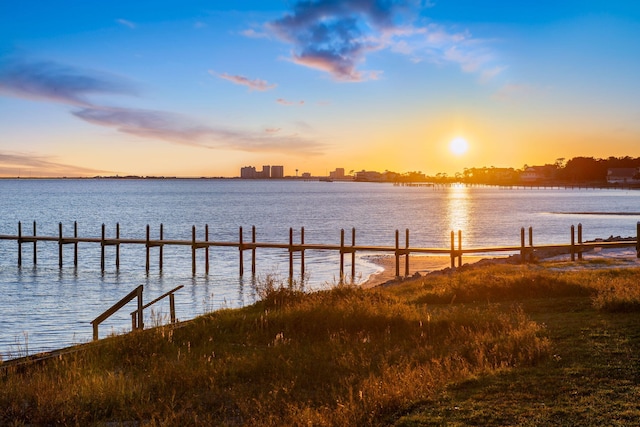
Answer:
[1, 263, 639, 426]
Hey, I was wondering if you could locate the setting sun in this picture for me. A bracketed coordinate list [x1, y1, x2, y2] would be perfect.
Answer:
[449, 137, 469, 156]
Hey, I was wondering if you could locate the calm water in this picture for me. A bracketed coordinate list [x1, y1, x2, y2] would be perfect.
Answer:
[1, 179, 639, 359]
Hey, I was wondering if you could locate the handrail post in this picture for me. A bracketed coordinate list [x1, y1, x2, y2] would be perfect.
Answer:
[170, 293, 176, 324]
[528, 226, 533, 262]
[137, 285, 144, 330]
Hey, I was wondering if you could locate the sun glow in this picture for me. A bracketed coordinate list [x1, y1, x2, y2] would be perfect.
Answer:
[449, 137, 469, 156]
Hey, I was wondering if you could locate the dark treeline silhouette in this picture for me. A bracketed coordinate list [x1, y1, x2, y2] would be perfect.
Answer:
[387, 156, 640, 185]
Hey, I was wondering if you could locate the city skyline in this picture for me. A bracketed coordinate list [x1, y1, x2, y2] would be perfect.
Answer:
[2, 1, 640, 178]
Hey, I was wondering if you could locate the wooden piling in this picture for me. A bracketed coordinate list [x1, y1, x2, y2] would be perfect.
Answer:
[300, 227, 305, 278]
[351, 227, 356, 281]
[450, 230, 455, 269]
[405, 228, 410, 277]
[58, 222, 63, 268]
[33, 221, 37, 265]
[570, 225, 575, 261]
[637, 222, 640, 258]
[73, 221, 78, 267]
[145, 225, 150, 273]
[159, 224, 164, 271]
[18, 221, 22, 267]
[520, 227, 525, 263]
[191, 226, 196, 275]
[116, 223, 120, 269]
[577, 223, 583, 261]
[340, 229, 345, 280]
[528, 226, 533, 262]
[251, 226, 256, 274]
[101, 224, 105, 272]
[205, 224, 209, 275]
[239, 226, 244, 276]
[395, 230, 400, 278]
[288, 228, 293, 280]
[457, 230, 462, 267]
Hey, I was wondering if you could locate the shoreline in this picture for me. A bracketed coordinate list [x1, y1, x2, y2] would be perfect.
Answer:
[362, 246, 640, 288]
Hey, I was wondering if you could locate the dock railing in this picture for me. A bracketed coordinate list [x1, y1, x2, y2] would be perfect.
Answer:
[1, 221, 639, 283]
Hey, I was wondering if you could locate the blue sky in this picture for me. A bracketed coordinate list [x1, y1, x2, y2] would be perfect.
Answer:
[1, 0, 640, 177]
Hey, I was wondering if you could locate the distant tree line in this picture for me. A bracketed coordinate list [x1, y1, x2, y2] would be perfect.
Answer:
[387, 156, 640, 185]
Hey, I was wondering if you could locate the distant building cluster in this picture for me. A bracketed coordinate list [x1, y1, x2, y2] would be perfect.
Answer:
[240, 165, 284, 179]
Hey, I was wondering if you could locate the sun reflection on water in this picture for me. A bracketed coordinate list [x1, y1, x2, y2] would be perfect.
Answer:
[446, 184, 471, 239]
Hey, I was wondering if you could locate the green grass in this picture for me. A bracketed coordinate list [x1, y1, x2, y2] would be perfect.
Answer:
[1, 262, 639, 426]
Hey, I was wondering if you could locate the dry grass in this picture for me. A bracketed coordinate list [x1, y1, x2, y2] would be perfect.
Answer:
[2, 262, 639, 425]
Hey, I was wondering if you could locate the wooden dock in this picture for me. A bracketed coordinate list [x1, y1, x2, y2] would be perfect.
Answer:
[1, 221, 638, 281]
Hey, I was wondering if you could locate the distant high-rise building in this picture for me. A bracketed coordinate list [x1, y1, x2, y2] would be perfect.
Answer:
[240, 166, 256, 179]
[329, 168, 345, 179]
[271, 165, 284, 178]
[261, 165, 271, 179]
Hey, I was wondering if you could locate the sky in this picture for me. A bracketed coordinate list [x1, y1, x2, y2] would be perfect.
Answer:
[1, 0, 640, 178]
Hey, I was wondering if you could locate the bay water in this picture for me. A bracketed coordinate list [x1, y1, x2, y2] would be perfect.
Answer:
[1, 179, 639, 359]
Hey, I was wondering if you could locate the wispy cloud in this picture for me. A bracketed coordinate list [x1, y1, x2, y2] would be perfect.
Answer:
[0, 57, 323, 155]
[72, 106, 325, 155]
[267, 0, 504, 82]
[0, 58, 136, 106]
[212, 71, 277, 91]
[116, 19, 136, 29]
[0, 151, 111, 177]
[276, 98, 305, 106]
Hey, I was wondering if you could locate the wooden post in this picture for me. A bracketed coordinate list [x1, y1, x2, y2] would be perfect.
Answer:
[251, 226, 256, 275]
[395, 230, 400, 278]
[170, 293, 176, 324]
[520, 227, 525, 263]
[450, 230, 455, 269]
[288, 227, 293, 280]
[159, 223, 164, 271]
[58, 222, 63, 268]
[115, 223, 120, 269]
[239, 226, 244, 276]
[137, 285, 144, 330]
[145, 225, 150, 273]
[528, 226, 533, 262]
[191, 225, 196, 276]
[340, 229, 345, 280]
[577, 223, 583, 261]
[570, 225, 575, 262]
[33, 221, 37, 265]
[17, 221, 22, 267]
[637, 222, 640, 258]
[205, 224, 210, 275]
[300, 227, 305, 278]
[458, 230, 462, 267]
[73, 221, 78, 267]
[351, 227, 356, 281]
[101, 223, 105, 272]
[405, 228, 410, 277]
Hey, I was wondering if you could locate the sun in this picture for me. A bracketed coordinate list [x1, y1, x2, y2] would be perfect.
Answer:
[449, 137, 469, 156]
